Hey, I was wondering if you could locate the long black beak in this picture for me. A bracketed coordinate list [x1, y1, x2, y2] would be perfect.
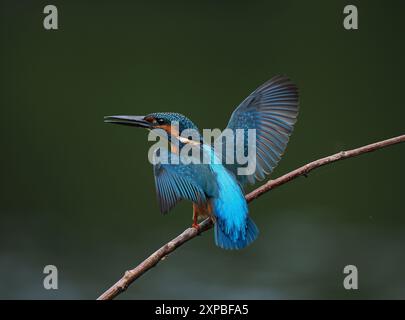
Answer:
[104, 115, 151, 128]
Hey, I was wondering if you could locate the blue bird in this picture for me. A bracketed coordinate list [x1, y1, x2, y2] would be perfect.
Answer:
[104, 75, 299, 249]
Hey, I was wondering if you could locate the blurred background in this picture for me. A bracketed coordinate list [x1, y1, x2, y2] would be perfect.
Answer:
[0, 0, 404, 299]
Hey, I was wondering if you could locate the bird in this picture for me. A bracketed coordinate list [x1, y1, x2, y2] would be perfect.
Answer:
[104, 75, 299, 249]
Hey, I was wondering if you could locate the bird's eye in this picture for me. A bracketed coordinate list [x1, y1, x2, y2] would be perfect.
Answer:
[156, 118, 165, 124]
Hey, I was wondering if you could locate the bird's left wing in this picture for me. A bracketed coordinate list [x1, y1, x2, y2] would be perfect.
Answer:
[153, 152, 218, 214]
[218, 75, 299, 185]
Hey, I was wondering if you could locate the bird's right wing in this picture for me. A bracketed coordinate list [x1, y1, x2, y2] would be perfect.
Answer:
[153, 152, 218, 214]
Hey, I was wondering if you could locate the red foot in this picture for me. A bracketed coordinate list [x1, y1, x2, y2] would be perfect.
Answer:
[192, 223, 200, 231]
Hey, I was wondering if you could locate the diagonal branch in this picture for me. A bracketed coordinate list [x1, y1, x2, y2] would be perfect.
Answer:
[97, 134, 405, 300]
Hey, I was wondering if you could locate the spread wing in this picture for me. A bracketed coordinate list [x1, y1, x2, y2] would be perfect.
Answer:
[153, 152, 218, 214]
[219, 75, 299, 185]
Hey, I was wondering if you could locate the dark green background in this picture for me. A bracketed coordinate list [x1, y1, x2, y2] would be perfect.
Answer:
[1, 1, 404, 299]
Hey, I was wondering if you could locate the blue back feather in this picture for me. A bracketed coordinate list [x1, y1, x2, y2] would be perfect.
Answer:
[204, 145, 259, 249]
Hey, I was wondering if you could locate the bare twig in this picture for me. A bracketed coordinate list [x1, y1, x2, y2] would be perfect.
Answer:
[97, 134, 405, 300]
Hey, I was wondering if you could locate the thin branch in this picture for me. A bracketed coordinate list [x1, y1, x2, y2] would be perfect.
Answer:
[97, 134, 405, 300]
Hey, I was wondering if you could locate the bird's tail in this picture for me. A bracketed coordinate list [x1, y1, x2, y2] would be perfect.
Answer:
[214, 217, 259, 250]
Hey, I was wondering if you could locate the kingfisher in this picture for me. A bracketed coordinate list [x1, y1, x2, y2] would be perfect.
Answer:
[104, 75, 299, 249]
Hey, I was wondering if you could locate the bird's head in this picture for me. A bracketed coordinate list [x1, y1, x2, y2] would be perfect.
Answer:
[104, 112, 200, 144]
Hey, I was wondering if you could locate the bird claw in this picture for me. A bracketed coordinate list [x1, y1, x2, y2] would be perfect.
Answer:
[191, 223, 200, 231]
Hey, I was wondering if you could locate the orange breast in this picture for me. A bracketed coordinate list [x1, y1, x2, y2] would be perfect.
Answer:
[157, 124, 180, 154]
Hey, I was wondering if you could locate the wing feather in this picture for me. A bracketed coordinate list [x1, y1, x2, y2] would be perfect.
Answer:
[153, 152, 218, 214]
[219, 75, 299, 185]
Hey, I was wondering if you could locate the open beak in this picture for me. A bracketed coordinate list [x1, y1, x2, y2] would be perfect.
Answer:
[104, 115, 151, 128]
